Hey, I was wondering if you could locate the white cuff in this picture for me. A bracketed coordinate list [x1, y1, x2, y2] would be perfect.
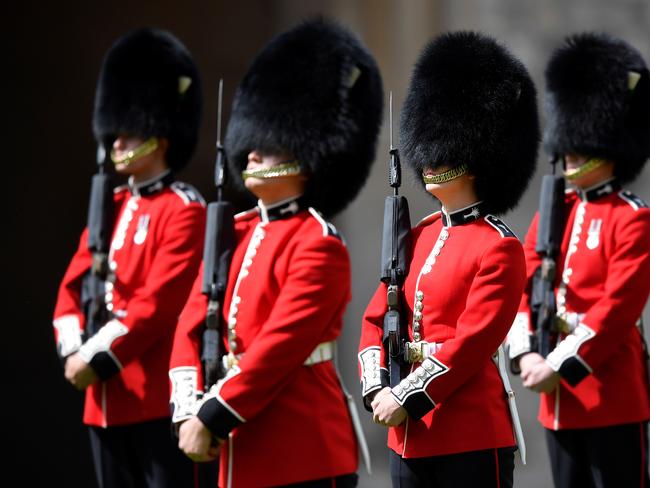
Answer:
[169, 367, 200, 423]
[53, 315, 83, 357]
[78, 319, 128, 367]
[507, 312, 533, 359]
[358, 346, 383, 396]
[546, 323, 595, 372]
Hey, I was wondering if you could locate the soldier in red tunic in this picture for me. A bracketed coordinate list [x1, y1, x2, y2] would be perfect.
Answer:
[507, 33, 650, 488]
[52, 28, 205, 488]
[168, 19, 383, 487]
[359, 32, 540, 487]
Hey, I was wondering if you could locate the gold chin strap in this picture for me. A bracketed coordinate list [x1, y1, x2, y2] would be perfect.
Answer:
[422, 164, 469, 185]
[564, 158, 605, 181]
[242, 160, 302, 180]
[111, 137, 159, 166]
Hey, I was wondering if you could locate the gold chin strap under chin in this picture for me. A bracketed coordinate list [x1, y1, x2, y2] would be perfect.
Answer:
[422, 163, 469, 185]
[111, 137, 159, 166]
[564, 158, 606, 181]
[242, 160, 302, 180]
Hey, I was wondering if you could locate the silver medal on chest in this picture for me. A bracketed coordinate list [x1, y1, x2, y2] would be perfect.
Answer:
[586, 218, 602, 250]
[134, 214, 150, 245]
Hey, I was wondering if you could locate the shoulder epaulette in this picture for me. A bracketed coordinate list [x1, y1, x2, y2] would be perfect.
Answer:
[484, 215, 518, 239]
[416, 211, 441, 228]
[618, 190, 649, 211]
[170, 182, 205, 206]
[308, 208, 344, 242]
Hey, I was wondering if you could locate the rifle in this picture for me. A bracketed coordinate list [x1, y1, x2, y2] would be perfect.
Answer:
[530, 156, 565, 357]
[81, 144, 114, 339]
[380, 92, 411, 387]
[201, 79, 236, 389]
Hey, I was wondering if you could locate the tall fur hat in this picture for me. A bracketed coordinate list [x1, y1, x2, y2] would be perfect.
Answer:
[224, 18, 383, 218]
[92, 28, 202, 171]
[544, 32, 650, 183]
[400, 31, 539, 215]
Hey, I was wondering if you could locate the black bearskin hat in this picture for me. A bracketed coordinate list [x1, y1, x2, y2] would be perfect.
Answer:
[224, 18, 383, 218]
[92, 28, 202, 171]
[400, 31, 539, 215]
[544, 32, 650, 183]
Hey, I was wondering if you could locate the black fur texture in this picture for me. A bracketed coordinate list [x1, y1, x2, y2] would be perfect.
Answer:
[224, 18, 383, 218]
[400, 31, 539, 215]
[544, 32, 650, 183]
[92, 28, 202, 171]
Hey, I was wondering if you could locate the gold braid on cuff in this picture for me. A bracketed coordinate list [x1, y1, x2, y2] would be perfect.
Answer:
[564, 158, 605, 181]
[422, 164, 469, 185]
[111, 137, 159, 166]
[242, 160, 302, 180]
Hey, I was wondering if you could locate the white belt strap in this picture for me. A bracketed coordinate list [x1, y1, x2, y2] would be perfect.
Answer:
[404, 340, 442, 364]
[223, 341, 335, 372]
[422, 341, 442, 357]
[494, 345, 527, 465]
[304, 341, 334, 366]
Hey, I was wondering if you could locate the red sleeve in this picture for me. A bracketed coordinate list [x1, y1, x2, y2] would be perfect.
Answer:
[546, 208, 650, 384]
[393, 238, 527, 418]
[506, 213, 540, 368]
[197, 234, 351, 439]
[52, 228, 91, 357]
[168, 266, 208, 422]
[80, 204, 205, 370]
[358, 283, 390, 406]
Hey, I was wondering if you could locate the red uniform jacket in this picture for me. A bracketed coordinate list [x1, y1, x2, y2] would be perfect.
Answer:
[359, 203, 526, 458]
[169, 197, 357, 487]
[53, 171, 205, 427]
[507, 180, 650, 430]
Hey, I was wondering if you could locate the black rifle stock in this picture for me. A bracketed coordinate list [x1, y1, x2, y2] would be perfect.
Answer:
[531, 157, 565, 357]
[81, 144, 114, 340]
[380, 92, 411, 387]
[201, 80, 235, 389]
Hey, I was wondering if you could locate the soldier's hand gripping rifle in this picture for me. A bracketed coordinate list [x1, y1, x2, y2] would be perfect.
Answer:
[201, 80, 236, 389]
[380, 92, 411, 387]
[81, 144, 114, 340]
[530, 156, 565, 357]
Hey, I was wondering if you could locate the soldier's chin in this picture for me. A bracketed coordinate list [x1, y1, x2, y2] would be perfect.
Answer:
[425, 183, 445, 198]
[114, 162, 130, 173]
[244, 177, 274, 195]
[244, 176, 262, 188]
[425, 180, 450, 191]
[564, 169, 588, 185]
[245, 175, 292, 188]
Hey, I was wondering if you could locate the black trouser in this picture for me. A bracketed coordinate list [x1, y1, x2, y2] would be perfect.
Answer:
[88, 417, 195, 488]
[389, 447, 515, 488]
[545, 422, 650, 488]
[280, 473, 358, 487]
